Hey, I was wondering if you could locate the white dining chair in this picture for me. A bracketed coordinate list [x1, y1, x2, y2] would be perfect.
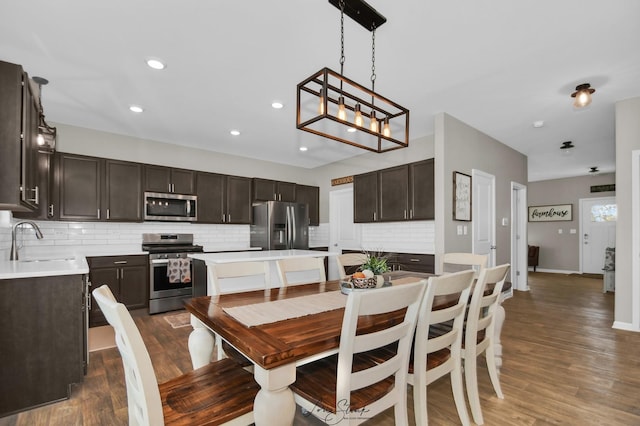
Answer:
[290, 280, 427, 425]
[440, 252, 488, 278]
[92, 284, 258, 426]
[462, 263, 510, 425]
[208, 261, 270, 361]
[276, 256, 326, 286]
[208, 261, 271, 296]
[408, 269, 475, 426]
[335, 252, 368, 279]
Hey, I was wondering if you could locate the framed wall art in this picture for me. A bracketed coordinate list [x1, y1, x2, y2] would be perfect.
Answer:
[528, 204, 573, 222]
[453, 171, 471, 221]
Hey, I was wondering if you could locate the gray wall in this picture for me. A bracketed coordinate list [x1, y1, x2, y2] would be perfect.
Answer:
[55, 123, 317, 186]
[614, 96, 640, 326]
[527, 174, 615, 272]
[434, 112, 528, 267]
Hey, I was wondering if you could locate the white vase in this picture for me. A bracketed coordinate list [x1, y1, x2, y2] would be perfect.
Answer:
[376, 275, 384, 288]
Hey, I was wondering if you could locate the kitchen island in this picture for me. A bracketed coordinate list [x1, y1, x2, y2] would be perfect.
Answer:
[0, 256, 90, 417]
[189, 249, 335, 295]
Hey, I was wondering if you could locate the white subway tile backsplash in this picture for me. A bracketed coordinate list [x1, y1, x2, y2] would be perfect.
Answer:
[0, 214, 436, 261]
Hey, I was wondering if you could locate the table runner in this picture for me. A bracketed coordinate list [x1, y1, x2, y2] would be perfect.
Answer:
[222, 290, 347, 327]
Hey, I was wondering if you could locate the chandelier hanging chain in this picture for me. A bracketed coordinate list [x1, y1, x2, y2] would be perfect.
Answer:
[370, 23, 376, 104]
[339, 0, 345, 89]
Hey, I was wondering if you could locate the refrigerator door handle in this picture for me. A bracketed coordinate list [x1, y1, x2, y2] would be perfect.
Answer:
[290, 205, 297, 246]
[286, 205, 292, 249]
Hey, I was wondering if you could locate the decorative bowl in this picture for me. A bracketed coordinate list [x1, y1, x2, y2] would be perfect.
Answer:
[351, 277, 378, 289]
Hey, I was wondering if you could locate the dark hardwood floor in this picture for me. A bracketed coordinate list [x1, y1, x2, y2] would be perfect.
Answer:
[1, 272, 639, 425]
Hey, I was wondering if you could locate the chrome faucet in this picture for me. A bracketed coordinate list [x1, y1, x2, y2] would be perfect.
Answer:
[10, 220, 44, 261]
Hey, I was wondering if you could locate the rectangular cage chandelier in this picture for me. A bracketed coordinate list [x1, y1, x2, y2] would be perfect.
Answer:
[296, 0, 410, 154]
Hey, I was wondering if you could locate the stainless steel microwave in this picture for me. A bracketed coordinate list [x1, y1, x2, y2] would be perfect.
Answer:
[144, 192, 197, 222]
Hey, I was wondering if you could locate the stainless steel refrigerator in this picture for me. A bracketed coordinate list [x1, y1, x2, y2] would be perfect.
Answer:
[250, 201, 309, 250]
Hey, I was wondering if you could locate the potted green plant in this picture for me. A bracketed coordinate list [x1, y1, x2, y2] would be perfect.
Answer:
[359, 250, 390, 287]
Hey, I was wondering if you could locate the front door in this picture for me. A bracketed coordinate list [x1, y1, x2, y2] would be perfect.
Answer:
[473, 170, 496, 267]
[580, 197, 616, 274]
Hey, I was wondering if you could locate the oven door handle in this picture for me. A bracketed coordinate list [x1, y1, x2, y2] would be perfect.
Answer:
[150, 259, 170, 265]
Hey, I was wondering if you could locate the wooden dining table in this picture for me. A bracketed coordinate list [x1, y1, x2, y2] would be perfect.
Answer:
[183, 271, 510, 426]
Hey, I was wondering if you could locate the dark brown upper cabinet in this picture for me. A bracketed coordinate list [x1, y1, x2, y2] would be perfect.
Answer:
[354, 171, 378, 223]
[409, 158, 434, 220]
[54, 153, 142, 222]
[196, 172, 252, 224]
[378, 165, 410, 222]
[104, 159, 143, 221]
[353, 159, 434, 223]
[13, 149, 54, 220]
[0, 60, 41, 212]
[55, 153, 102, 221]
[252, 178, 296, 202]
[295, 184, 320, 226]
[144, 164, 195, 195]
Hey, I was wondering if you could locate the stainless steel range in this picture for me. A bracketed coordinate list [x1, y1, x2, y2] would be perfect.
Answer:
[143, 233, 204, 314]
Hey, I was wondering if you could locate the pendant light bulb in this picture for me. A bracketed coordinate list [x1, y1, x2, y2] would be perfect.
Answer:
[382, 117, 391, 137]
[370, 111, 378, 133]
[571, 83, 595, 108]
[337, 96, 347, 121]
[354, 104, 363, 127]
[37, 133, 45, 146]
[318, 88, 325, 115]
[574, 90, 592, 108]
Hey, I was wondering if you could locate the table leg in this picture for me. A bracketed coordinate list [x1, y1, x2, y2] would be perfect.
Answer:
[188, 315, 215, 369]
[253, 364, 296, 426]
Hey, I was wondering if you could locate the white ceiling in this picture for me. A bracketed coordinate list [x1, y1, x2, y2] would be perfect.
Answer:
[2, 1, 639, 182]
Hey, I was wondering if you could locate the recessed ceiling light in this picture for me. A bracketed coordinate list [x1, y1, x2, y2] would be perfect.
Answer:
[533, 120, 544, 128]
[146, 59, 166, 70]
[230, 130, 241, 136]
[129, 105, 143, 113]
[347, 127, 357, 133]
[299, 146, 308, 152]
[272, 101, 284, 109]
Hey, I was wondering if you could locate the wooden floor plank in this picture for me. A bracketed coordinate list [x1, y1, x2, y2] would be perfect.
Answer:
[1, 272, 640, 425]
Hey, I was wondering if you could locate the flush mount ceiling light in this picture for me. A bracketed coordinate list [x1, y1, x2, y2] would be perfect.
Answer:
[571, 83, 595, 108]
[296, 0, 409, 154]
[31, 76, 57, 151]
[560, 141, 574, 155]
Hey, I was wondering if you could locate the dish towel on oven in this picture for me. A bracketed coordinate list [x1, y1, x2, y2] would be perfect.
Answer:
[167, 258, 191, 284]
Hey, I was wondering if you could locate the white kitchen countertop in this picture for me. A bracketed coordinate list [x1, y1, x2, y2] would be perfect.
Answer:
[0, 255, 90, 280]
[189, 249, 334, 264]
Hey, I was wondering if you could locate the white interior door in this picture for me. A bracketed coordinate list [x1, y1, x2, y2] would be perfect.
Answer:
[329, 187, 361, 280]
[580, 197, 616, 274]
[472, 170, 496, 267]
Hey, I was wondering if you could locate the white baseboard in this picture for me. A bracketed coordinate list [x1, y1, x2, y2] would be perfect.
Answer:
[530, 268, 581, 274]
[612, 321, 640, 332]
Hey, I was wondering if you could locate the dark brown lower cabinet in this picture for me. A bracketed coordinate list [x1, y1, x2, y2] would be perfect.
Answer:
[88, 255, 148, 327]
[341, 250, 435, 275]
[0, 274, 87, 417]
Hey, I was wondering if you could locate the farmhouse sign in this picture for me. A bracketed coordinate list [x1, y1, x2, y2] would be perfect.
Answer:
[528, 204, 573, 222]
